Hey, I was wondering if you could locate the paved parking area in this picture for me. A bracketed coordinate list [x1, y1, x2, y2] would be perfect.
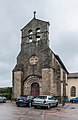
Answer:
[0, 101, 78, 120]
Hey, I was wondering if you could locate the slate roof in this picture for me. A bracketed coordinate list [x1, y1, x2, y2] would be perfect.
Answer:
[13, 64, 23, 72]
[21, 17, 50, 31]
[68, 73, 78, 78]
[55, 54, 69, 74]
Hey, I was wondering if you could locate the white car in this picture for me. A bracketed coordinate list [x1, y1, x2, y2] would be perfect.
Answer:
[0, 96, 7, 103]
[33, 95, 58, 109]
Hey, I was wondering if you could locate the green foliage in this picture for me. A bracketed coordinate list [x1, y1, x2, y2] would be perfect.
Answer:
[0, 87, 12, 100]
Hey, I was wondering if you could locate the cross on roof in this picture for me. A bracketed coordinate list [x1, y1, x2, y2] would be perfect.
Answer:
[33, 11, 36, 18]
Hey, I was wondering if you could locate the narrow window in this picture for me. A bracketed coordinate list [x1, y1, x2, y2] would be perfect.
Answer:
[36, 28, 40, 41]
[28, 30, 33, 42]
[71, 86, 76, 97]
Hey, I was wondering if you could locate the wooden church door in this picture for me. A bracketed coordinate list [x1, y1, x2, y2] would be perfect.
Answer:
[31, 83, 39, 97]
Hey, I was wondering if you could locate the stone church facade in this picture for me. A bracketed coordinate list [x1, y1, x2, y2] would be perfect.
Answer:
[12, 14, 68, 100]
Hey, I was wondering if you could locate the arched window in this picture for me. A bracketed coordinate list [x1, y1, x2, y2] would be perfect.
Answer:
[36, 28, 40, 41]
[71, 86, 76, 97]
[28, 30, 33, 42]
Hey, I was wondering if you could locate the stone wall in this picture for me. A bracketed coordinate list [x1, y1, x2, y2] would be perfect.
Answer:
[23, 76, 42, 95]
[67, 77, 78, 100]
[42, 68, 51, 95]
[13, 71, 23, 99]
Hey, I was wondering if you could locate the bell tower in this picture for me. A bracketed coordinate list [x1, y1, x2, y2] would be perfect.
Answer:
[21, 11, 50, 54]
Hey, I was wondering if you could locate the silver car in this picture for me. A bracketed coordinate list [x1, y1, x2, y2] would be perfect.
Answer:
[33, 95, 58, 109]
[0, 96, 7, 103]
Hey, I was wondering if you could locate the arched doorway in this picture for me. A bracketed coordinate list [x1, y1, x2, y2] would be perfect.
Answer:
[31, 82, 40, 97]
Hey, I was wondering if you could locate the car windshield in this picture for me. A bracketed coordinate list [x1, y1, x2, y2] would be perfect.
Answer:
[18, 97, 26, 100]
[27, 96, 33, 99]
[36, 96, 47, 99]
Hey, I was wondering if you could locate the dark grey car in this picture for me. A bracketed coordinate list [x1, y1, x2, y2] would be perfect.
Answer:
[16, 95, 34, 107]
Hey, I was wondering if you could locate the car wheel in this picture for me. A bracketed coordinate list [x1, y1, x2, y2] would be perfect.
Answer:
[72, 100, 75, 103]
[47, 104, 50, 109]
[34, 106, 37, 108]
[17, 105, 20, 107]
[29, 102, 32, 107]
[55, 102, 58, 107]
[3, 100, 6, 103]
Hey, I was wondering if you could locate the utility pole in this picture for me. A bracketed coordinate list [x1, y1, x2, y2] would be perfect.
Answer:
[62, 80, 65, 106]
[62, 71, 66, 106]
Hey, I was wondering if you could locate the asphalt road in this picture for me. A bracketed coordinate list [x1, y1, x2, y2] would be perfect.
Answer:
[0, 101, 78, 120]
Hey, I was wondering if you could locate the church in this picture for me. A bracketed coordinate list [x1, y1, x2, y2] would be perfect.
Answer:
[12, 12, 77, 102]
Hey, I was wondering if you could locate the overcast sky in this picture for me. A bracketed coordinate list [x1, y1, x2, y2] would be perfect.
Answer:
[0, 0, 78, 87]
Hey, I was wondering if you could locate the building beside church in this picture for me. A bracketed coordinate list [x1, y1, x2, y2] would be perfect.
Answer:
[12, 13, 68, 101]
[67, 73, 78, 100]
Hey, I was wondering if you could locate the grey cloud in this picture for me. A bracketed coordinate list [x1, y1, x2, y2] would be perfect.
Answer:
[0, 0, 78, 87]
[51, 31, 78, 72]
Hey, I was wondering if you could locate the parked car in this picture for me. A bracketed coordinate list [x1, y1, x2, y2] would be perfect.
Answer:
[70, 97, 78, 103]
[0, 96, 7, 103]
[33, 95, 58, 109]
[16, 95, 34, 107]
